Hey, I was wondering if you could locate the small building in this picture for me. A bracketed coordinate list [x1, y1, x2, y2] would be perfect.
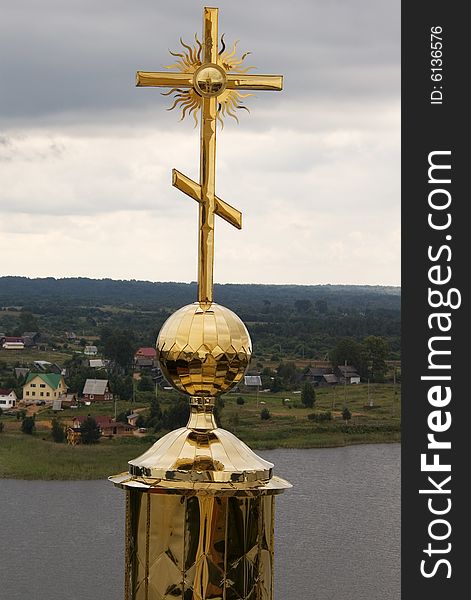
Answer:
[244, 375, 262, 387]
[23, 373, 68, 402]
[127, 413, 141, 427]
[22, 332, 40, 347]
[82, 379, 113, 402]
[135, 347, 157, 360]
[0, 388, 17, 409]
[2, 337, 25, 350]
[335, 365, 361, 385]
[89, 358, 107, 369]
[33, 361, 63, 374]
[68, 416, 135, 443]
[65, 331, 77, 341]
[322, 374, 339, 386]
[135, 357, 155, 370]
[84, 345, 98, 356]
[304, 368, 328, 386]
[15, 367, 30, 380]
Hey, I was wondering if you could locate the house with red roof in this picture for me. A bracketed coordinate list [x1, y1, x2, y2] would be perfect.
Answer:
[134, 347, 157, 370]
[68, 416, 135, 441]
[135, 347, 157, 359]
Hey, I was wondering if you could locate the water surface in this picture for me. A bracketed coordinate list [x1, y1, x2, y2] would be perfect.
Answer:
[0, 444, 400, 600]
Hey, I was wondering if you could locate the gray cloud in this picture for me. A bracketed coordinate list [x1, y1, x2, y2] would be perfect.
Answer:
[0, 0, 400, 286]
[0, 0, 399, 122]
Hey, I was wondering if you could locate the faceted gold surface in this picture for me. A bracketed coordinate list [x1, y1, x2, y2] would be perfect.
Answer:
[127, 425, 273, 483]
[156, 302, 251, 397]
[125, 491, 275, 600]
[135, 6, 282, 304]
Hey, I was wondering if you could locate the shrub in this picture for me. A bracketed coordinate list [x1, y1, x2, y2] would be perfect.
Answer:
[80, 416, 101, 444]
[260, 408, 271, 420]
[135, 414, 146, 428]
[51, 418, 65, 443]
[0, 422, 4, 433]
[236, 396, 245, 405]
[162, 398, 190, 430]
[301, 382, 316, 408]
[21, 416, 35, 435]
[342, 407, 352, 423]
[307, 411, 332, 422]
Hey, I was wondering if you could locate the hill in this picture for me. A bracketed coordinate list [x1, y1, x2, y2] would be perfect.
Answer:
[0, 277, 400, 359]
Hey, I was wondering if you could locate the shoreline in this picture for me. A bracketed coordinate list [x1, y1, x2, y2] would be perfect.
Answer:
[0, 434, 400, 480]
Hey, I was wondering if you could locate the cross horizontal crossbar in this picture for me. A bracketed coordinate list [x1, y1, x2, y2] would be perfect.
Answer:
[136, 71, 283, 92]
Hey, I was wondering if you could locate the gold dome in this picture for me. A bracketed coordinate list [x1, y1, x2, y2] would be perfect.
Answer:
[156, 302, 252, 397]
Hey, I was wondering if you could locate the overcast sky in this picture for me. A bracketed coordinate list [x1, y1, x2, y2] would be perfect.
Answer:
[0, 0, 400, 286]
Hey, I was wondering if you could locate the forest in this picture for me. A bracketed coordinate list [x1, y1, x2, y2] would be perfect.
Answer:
[0, 276, 401, 360]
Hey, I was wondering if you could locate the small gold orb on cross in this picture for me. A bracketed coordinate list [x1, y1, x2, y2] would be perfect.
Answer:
[193, 63, 227, 97]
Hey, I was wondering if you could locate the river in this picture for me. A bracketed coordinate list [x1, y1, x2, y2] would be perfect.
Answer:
[0, 444, 400, 600]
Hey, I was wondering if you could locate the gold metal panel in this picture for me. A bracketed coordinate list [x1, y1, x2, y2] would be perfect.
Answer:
[135, 71, 193, 88]
[125, 492, 279, 600]
[126, 424, 275, 484]
[225, 74, 283, 91]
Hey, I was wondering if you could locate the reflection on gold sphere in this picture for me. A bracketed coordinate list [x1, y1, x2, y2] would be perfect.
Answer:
[156, 303, 251, 397]
[194, 63, 227, 97]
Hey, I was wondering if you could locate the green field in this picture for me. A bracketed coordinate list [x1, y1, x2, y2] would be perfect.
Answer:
[0, 348, 73, 366]
[0, 384, 400, 479]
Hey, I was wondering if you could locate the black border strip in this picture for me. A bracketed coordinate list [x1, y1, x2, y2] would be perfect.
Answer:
[402, 2, 467, 597]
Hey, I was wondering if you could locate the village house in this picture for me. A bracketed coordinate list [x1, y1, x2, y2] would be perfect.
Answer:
[135, 347, 157, 360]
[67, 416, 135, 444]
[335, 365, 361, 385]
[84, 345, 98, 356]
[2, 336, 25, 350]
[89, 358, 107, 369]
[304, 368, 339, 387]
[322, 374, 339, 385]
[15, 367, 29, 379]
[22, 331, 40, 347]
[82, 379, 113, 402]
[22, 373, 68, 402]
[134, 347, 157, 370]
[0, 388, 17, 409]
[33, 360, 64, 375]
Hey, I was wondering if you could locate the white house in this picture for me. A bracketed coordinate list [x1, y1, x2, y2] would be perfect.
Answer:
[2, 337, 25, 350]
[0, 388, 17, 409]
[84, 345, 98, 356]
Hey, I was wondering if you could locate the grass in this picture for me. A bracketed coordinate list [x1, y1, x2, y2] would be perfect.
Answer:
[0, 348, 73, 366]
[220, 383, 401, 449]
[0, 433, 149, 480]
[0, 384, 400, 479]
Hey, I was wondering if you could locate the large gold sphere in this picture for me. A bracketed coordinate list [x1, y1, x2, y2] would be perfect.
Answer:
[156, 302, 252, 397]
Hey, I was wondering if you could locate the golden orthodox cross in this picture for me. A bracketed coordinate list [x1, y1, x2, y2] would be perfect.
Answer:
[137, 6, 282, 304]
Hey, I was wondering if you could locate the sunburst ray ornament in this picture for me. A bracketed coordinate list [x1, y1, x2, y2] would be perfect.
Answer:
[162, 34, 255, 127]
[136, 7, 283, 305]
